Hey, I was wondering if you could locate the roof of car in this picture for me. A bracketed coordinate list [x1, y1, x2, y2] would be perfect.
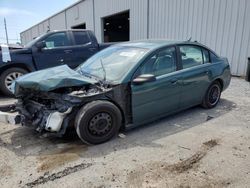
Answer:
[116, 39, 218, 55]
[117, 40, 184, 50]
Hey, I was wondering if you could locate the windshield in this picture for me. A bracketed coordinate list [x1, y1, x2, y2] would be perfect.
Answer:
[77, 46, 149, 82]
[24, 33, 47, 48]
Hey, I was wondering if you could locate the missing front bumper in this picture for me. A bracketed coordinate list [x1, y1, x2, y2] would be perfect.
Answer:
[0, 111, 21, 125]
[0, 104, 20, 125]
[0, 104, 16, 112]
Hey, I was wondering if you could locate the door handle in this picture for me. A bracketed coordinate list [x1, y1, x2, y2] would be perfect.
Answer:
[89, 47, 97, 52]
[64, 49, 73, 54]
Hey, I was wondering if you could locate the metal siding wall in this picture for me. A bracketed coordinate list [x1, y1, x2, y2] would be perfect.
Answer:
[149, 0, 250, 76]
[20, 33, 25, 44]
[21, 19, 50, 45]
[66, 0, 94, 30]
[20, 0, 249, 75]
[31, 26, 39, 40]
[49, 12, 66, 30]
[23, 32, 28, 44]
[94, 0, 147, 42]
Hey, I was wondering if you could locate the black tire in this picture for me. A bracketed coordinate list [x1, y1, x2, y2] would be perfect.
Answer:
[0, 67, 28, 96]
[202, 81, 222, 109]
[75, 100, 122, 145]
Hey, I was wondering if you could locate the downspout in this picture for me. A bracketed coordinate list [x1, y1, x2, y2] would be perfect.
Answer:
[65, 10, 68, 29]
[147, 0, 150, 39]
[92, 0, 96, 33]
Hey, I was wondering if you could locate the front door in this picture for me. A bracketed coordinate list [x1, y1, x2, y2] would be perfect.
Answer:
[33, 31, 73, 70]
[131, 46, 182, 125]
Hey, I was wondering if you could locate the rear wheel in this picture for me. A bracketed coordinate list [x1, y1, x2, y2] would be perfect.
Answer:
[75, 101, 122, 145]
[0, 67, 28, 96]
[202, 81, 222, 109]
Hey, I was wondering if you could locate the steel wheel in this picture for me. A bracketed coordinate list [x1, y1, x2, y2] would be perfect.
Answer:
[75, 101, 122, 145]
[202, 81, 222, 109]
[88, 112, 113, 136]
[208, 85, 220, 106]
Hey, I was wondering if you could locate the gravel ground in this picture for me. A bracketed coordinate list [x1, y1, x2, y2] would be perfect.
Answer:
[0, 77, 249, 188]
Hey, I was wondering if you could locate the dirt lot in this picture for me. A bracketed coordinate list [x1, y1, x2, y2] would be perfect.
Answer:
[0, 77, 249, 188]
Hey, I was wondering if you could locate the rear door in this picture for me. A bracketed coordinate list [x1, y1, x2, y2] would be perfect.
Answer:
[67, 31, 99, 68]
[178, 45, 212, 108]
[32, 31, 74, 70]
[131, 46, 182, 125]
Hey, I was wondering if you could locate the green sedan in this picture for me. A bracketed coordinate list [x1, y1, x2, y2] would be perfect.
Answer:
[0, 40, 231, 144]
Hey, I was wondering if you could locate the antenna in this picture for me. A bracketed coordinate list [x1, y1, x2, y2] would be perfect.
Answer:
[187, 37, 192, 42]
[100, 58, 106, 82]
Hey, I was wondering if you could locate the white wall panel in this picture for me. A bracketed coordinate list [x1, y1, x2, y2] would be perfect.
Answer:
[20, 0, 250, 76]
[66, 0, 94, 30]
[20, 33, 26, 45]
[31, 26, 39, 40]
[38, 20, 50, 35]
[49, 12, 66, 30]
[148, 0, 250, 76]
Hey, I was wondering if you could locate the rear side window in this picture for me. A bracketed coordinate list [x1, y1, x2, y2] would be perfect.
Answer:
[180, 45, 203, 69]
[202, 49, 210, 64]
[210, 52, 219, 63]
[73, 31, 91, 45]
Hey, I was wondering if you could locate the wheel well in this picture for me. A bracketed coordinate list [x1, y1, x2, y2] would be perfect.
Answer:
[0, 64, 31, 76]
[105, 99, 126, 130]
[214, 78, 224, 90]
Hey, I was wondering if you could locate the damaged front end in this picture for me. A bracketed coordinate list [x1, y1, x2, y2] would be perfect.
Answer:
[1, 83, 113, 136]
[0, 65, 132, 137]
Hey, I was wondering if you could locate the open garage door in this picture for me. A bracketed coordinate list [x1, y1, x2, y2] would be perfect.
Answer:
[103, 11, 130, 42]
[72, 23, 86, 29]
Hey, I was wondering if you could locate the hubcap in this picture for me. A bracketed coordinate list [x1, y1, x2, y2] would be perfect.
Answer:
[5, 72, 23, 90]
[208, 85, 220, 105]
[88, 112, 112, 136]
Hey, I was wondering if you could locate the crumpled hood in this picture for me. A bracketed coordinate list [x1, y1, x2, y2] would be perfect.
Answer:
[12, 65, 97, 95]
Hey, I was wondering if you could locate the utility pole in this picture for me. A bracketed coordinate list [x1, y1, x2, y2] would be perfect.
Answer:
[4, 18, 9, 45]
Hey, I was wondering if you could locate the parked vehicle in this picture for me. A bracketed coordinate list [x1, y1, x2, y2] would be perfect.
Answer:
[0, 29, 112, 96]
[0, 40, 231, 144]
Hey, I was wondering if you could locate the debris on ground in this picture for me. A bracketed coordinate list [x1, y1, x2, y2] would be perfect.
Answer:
[206, 115, 214, 121]
[118, 133, 126, 139]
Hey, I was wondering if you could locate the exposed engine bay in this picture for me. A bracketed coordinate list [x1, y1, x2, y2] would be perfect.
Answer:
[0, 83, 132, 137]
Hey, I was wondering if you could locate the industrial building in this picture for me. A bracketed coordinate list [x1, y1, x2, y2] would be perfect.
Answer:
[20, 0, 250, 76]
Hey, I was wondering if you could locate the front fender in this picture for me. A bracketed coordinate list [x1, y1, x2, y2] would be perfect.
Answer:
[0, 46, 35, 73]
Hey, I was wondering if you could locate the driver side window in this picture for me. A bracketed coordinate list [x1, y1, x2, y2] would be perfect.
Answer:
[139, 47, 177, 77]
[43, 32, 70, 49]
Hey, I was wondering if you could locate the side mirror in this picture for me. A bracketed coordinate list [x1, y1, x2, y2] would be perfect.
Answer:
[133, 74, 156, 85]
[36, 41, 46, 49]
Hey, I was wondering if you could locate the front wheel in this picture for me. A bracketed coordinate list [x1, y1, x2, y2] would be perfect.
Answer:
[202, 81, 222, 109]
[75, 101, 122, 145]
[0, 67, 28, 96]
